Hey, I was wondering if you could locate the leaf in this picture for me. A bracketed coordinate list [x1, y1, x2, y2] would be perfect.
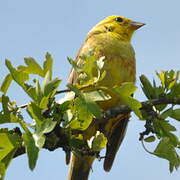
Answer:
[159, 120, 177, 132]
[67, 84, 82, 97]
[68, 84, 102, 118]
[36, 119, 57, 134]
[140, 75, 156, 99]
[27, 102, 45, 125]
[0, 133, 14, 161]
[144, 136, 156, 142]
[68, 97, 93, 130]
[154, 119, 179, 146]
[5, 59, 29, 87]
[67, 57, 81, 72]
[39, 96, 49, 109]
[83, 90, 111, 102]
[0, 74, 12, 94]
[88, 131, 107, 151]
[170, 83, 180, 98]
[0, 161, 6, 180]
[43, 53, 53, 79]
[32, 118, 56, 148]
[1, 96, 10, 115]
[0, 133, 20, 179]
[22, 132, 39, 170]
[23, 83, 37, 101]
[84, 99, 102, 119]
[169, 109, 180, 121]
[5, 60, 40, 101]
[80, 55, 97, 83]
[0, 149, 17, 180]
[156, 71, 165, 87]
[160, 108, 173, 119]
[32, 134, 45, 149]
[42, 77, 61, 98]
[154, 138, 180, 172]
[113, 83, 142, 118]
[18, 57, 44, 77]
[0, 95, 19, 124]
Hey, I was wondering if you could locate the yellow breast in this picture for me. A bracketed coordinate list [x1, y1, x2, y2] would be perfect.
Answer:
[78, 33, 136, 109]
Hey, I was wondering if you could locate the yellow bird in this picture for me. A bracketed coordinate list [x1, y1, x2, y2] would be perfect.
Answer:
[67, 15, 144, 180]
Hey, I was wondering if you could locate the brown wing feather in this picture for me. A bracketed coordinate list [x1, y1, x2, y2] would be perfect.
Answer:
[103, 115, 129, 172]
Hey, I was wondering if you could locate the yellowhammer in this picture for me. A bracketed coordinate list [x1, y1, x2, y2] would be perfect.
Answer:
[67, 15, 145, 180]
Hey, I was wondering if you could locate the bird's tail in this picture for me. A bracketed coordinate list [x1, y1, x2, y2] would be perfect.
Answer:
[67, 153, 95, 180]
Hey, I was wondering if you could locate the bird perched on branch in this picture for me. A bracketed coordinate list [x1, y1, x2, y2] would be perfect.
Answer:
[67, 15, 145, 180]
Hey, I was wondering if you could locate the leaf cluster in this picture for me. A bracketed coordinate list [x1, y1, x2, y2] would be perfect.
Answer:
[140, 71, 180, 172]
[0, 53, 179, 179]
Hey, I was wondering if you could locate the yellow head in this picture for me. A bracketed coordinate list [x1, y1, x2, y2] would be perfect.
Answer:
[88, 15, 145, 42]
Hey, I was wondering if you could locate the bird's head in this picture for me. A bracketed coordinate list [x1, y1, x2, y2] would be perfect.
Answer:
[88, 15, 145, 42]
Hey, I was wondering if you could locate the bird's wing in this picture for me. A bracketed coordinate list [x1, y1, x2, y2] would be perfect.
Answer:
[103, 114, 130, 172]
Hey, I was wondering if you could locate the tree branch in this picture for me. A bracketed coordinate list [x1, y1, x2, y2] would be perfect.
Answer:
[13, 97, 180, 158]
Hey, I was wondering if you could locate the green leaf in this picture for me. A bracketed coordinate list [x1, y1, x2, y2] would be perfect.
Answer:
[154, 119, 179, 146]
[36, 119, 57, 134]
[1, 96, 9, 115]
[0, 95, 19, 124]
[88, 131, 107, 151]
[160, 108, 173, 119]
[0, 161, 6, 180]
[23, 83, 37, 101]
[0, 133, 20, 179]
[39, 96, 49, 109]
[18, 57, 44, 77]
[170, 83, 180, 98]
[22, 132, 39, 170]
[113, 83, 142, 118]
[144, 136, 156, 142]
[67, 57, 81, 72]
[159, 120, 177, 132]
[43, 53, 53, 79]
[42, 77, 61, 98]
[83, 99, 102, 119]
[169, 109, 180, 121]
[5, 60, 39, 101]
[83, 90, 111, 102]
[140, 75, 156, 99]
[32, 118, 57, 149]
[68, 97, 93, 130]
[5, 59, 29, 87]
[154, 137, 180, 172]
[0, 74, 12, 94]
[0, 149, 17, 180]
[156, 71, 165, 87]
[27, 102, 45, 125]
[0, 133, 14, 161]
[67, 84, 82, 97]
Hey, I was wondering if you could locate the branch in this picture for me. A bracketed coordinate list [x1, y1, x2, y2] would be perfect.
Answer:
[14, 125, 69, 158]
[102, 97, 180, 121]
[13, 97, 180, 158]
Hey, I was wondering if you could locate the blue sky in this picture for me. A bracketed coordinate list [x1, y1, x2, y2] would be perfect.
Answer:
[0, 0, 180, 180]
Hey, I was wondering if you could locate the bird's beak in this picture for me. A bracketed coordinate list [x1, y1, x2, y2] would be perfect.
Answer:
[129, 21, 145, 29]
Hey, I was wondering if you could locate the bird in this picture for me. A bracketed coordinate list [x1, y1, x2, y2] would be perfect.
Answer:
[66, 15, 145, 180]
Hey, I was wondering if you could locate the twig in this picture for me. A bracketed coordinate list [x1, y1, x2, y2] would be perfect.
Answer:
[56, 89, 71, 94]
[18, 104, 28, 108]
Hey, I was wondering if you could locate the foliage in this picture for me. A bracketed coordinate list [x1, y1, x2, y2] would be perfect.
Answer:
[0, 53, 179, 179]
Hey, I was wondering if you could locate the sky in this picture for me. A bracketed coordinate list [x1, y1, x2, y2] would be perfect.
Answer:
[0, 0, 180, 180]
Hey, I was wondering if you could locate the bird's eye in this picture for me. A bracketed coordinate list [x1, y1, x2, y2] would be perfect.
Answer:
[115, 17, 123, 22]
